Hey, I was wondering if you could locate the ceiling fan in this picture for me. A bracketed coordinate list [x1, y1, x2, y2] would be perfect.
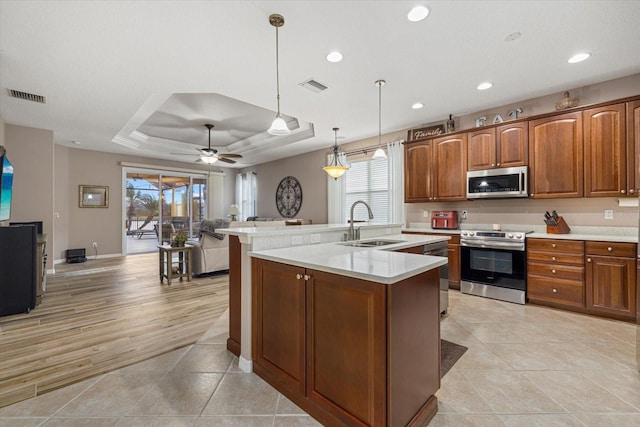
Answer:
[172, 123, 243, 164]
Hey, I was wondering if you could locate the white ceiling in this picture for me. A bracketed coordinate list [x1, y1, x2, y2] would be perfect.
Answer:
[1, 1, 640, 168]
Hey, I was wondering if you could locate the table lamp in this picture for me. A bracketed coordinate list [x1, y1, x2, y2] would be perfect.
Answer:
[229, 204, 240, 221]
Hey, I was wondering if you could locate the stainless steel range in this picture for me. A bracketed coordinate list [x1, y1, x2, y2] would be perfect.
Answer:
[460, 230, 530, 304]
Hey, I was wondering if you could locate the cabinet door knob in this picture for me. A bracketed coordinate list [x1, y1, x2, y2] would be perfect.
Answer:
[630, 189, 635, 193]
[552, 288, 557, 293]
[296, 273, 303, 280]
[491, 163, 495, 167]
[552, 256, 556, 261]
[587, 258, 592, 263]
[304, 274, 311, 281]
[497, 163, 501, 166]
[551, 243, 556, 248]
[621, 189, 626, 194]
[552, 269, 556, 274]
[607, 247, 613, 252]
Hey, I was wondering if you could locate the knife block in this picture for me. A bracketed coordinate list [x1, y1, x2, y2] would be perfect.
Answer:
[546, 216, 571, 234]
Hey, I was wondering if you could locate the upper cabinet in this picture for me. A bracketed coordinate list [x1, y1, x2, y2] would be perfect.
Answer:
[433, 134, 467, 201]
[467, 123, 528, 171]
[528, 111, 584, 198]
[627, 100, 640, 195]
[584, 103, 627, 197]
[404, 140, 433, 202]
[404, 135, 467, 202]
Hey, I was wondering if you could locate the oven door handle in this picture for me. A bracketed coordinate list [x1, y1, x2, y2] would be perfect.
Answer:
[461, 241, 525, 251]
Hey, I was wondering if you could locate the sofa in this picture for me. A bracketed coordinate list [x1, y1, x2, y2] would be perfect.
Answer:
[189, 218, 311, 276]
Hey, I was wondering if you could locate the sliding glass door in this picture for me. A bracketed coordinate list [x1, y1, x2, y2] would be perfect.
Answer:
[124, 170, 207, 254]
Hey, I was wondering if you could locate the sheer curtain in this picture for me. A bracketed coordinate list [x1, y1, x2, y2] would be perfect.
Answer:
[387, 140, 405, 225]
[236, 172, 256, 221]
[327, 152, 347, 224]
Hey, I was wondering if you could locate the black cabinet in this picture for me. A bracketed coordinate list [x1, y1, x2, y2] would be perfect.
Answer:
[0, 225, 37, 316]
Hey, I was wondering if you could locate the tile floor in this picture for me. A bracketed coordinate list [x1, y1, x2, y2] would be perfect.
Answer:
[1, 291, 638, 426]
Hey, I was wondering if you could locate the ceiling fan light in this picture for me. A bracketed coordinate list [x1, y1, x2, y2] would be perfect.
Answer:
[372, 147, 387, 159]
[200, 155, 218, 164]
[268, 115, 291, 135]
[323, 165, 349, 179]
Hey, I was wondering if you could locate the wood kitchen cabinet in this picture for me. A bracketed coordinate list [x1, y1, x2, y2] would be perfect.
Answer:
[528, 111, 583, 198]
[584, 103, 627, 197]
[404, 140, 433, 202]
[585, 241, 637, 320]
[467, 123, 528, 171]
[252, 258, 441, 427]
[527, 238, 585, 309]
[447, 235, 461, 289]
[404, 135, 466, 202]
[433, 134, 467, 201]
[627, 100, 640, 195]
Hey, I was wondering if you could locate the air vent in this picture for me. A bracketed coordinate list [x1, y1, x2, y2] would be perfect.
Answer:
[299, 78, 328, 93]
[8, 89, 46, 104]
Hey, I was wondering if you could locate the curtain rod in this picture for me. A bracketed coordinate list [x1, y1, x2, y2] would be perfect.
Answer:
[342, 139, 405, 157]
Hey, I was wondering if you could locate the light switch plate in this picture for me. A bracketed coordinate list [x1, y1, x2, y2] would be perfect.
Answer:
[310, 234, 321, 243]
[604, 209, 614, 219]
[291, 235, 303, 244]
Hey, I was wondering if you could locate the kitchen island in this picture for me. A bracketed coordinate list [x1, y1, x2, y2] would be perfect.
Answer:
[249, 236, 448, 427]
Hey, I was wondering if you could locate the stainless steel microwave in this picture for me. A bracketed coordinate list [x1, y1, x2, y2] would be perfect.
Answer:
[466, 166, 528, 199]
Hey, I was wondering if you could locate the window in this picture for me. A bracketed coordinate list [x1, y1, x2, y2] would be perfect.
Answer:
[343, 158, 388, 223]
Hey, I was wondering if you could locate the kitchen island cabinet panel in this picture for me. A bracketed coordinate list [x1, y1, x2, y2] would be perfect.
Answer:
[307, 270, 386, 426]
[252, 260, 306, 395]
[251, 257, 441, 427]
[528, 111, 583, 198]
[584, 103, 627, 197]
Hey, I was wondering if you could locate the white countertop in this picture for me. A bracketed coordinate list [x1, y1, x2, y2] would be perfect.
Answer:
[218, 223, 404, 237]
[249, 234, 449, 285]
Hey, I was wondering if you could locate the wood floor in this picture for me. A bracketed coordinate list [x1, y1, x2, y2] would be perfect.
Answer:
[0, 253, 230, 408]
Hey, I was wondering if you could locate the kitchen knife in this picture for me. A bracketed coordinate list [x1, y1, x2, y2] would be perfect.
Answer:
[544, 211, 552, 220]
[551, 210, 558, 219]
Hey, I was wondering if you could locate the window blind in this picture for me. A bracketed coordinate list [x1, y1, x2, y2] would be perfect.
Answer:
[343, 158, 388, 223]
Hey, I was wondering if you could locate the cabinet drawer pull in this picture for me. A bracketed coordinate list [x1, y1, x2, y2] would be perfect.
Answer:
[296, 274, 303, 280]
[607, 247, 613, 252]
[587, 258, 592, 263]
[551, 269, 556, 274]
[551, 243, 556, 248]
[552, 288, 557, 293]
[551, 256, 556, 261]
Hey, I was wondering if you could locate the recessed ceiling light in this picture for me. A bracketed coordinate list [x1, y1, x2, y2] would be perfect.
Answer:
[72, 140, 81, 145]
[408, 6, 430, 22]
[504, 32, 521, 42]
[326, 51, 343, 63]
[412, 102, 424, 109]
[568, 52, 591, 64]
[477, 82, 493, 90]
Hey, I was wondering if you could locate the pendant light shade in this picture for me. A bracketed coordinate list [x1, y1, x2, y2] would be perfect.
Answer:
[268, 14, 291, 136]
[323, 128, 350, 179]
[372, 79, 387, 160]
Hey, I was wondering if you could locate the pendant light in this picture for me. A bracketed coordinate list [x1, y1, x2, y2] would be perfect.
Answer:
[323, 127, 350, 179]
[372, 79, 387, 160]
[267, 14, 291, 136]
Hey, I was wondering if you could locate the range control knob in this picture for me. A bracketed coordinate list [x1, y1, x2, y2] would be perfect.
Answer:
[468, 231, 475, 236]
[507, 233, 514, 238]
[515, 233, 523, 239]
[461, 231, 467, 236]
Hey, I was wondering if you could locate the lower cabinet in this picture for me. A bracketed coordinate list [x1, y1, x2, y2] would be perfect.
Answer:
[252, 258, 441, 427]
[447, 235, 461, 289]
[585, 242, 637, 320]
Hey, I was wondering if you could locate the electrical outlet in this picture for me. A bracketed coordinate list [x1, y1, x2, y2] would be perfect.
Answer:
[604, 209, 614, 220]
[462, 210, 468, 219]
[310, 234, 321, 243]
[423, 210, 429, 218]
[92, 242, 97, 248]
[291, 235, 303, 245]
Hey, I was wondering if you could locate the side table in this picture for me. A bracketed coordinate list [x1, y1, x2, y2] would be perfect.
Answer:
[158, 244, 193, 285]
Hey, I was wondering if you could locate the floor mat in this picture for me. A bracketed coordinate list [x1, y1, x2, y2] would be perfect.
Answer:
[441, 339, 468, 378]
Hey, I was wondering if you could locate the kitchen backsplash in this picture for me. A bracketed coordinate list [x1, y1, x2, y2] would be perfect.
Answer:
[405, 197, 638, 229]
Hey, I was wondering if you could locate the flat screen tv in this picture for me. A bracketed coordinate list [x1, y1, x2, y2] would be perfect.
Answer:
[0, 148, 14, 221]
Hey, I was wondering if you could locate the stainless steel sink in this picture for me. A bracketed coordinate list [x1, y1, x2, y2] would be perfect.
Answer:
[338, 239, 406, 247]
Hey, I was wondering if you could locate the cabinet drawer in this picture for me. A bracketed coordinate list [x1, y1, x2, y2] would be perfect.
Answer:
[585, 241, 636, 258]
[527, 250, 584, 265]
[527, 261, 584, 281]
[527, 238, 584, 254]
[527, 276, 584, 307]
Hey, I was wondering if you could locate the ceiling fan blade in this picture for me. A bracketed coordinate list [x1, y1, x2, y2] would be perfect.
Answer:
[217, 153, 242, 158]
[217, 157, 237, 164]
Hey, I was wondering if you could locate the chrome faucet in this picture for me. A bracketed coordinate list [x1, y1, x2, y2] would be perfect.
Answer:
[348, 200, 374, 241]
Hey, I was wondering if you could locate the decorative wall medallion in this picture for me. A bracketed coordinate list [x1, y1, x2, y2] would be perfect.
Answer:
[275, 176, 302, 218]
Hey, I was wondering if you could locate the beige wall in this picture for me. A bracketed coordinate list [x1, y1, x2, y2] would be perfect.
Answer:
[3, 124, 56, 255]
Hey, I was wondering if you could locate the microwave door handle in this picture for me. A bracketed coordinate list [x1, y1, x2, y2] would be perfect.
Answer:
[521, 169, 526, 195]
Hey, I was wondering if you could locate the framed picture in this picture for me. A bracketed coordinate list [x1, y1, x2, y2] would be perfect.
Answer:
[79, 185, 109, 208]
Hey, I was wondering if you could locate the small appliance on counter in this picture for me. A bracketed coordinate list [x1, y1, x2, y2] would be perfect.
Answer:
[431, 211, 459, 230]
